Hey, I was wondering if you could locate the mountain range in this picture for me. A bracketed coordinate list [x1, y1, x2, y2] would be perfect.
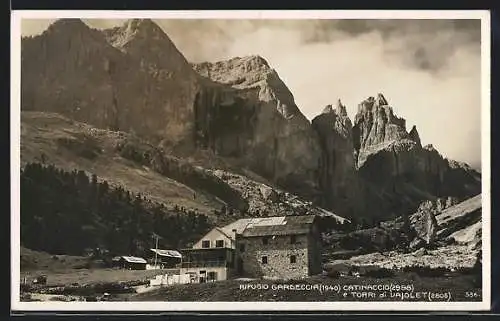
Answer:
[20, 18, 481, 222]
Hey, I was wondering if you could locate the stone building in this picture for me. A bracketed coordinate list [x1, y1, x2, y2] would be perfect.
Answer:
[228, 215, 322, 279]
[180, 215, 322, 281]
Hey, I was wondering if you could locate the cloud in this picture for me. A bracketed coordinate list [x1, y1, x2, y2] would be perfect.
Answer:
[20, 18, 482, 169]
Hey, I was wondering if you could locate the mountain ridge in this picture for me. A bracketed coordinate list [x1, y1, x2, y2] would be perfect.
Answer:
[20, 18, 481, 220]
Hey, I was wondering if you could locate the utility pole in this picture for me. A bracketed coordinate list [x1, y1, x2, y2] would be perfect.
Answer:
[154, 235, 159, 268]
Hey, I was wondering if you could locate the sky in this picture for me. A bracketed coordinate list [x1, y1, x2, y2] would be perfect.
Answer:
[21, 18, 483, 169]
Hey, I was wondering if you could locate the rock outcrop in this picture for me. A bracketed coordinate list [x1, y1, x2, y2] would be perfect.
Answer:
[311, 100, 359, 213]
[442, 159, 482, 198]
[435, 194, 482, 246]
[208, 169, 348, 222]
[191, 56, 323, 199]
[350, 94, 481, 218]
[407, 195, 480, 250]
[409, 200, 440, 248]
[324, 194, 482, 269]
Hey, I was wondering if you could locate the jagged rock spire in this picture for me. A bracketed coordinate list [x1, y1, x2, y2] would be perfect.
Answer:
[322, 104, 334, 114]
[321, 99, 348, 117]
[376, 93, 388, 106]
[353, 93, 410, 168]
[408, 125, 422, 147]
[335, 99, 348, 117]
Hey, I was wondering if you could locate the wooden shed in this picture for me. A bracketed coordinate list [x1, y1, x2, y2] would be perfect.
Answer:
[112, 256, 147, 270]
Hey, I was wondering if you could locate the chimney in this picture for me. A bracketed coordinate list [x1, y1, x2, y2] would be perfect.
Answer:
[232, 229, 238, 248]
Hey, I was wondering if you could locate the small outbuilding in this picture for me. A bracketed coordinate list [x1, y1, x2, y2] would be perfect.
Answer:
[111, 256, 147, 270]
[150, 249, 182, 268]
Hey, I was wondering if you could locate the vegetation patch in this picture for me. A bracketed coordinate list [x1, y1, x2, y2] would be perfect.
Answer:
[21, 162, 212, 257]
[115, 138, 249, 213]
[57, 134, 102, 160]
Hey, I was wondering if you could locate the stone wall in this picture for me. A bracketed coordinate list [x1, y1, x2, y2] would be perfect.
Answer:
[237, 234, 311, 280]
[307, 225, 323, 275]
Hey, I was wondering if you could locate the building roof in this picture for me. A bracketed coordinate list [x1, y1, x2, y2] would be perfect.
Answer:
[150, 249, 182, 258]
[180, 247, 233, 252]
[241, 224, 311, 237]
[214, 227, 233, 240]
[221, 215, 316, 238]
[120, 256, 147, 264]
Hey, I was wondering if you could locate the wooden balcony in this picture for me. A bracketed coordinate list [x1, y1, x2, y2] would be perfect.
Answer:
[177, 260, 230, 268]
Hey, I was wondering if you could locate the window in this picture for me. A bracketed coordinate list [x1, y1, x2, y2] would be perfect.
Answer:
[262, 237, 269, 245]
[290, 235, 297, 244]
[239, 243, 245, 252]
[199, 270, 206, 283]
[207, 271, 218, 282]
[290, 255, 297, 264]
[261, 256, 268, 264]
[202, 240, 210, 248]
[215, 240, 224, 248]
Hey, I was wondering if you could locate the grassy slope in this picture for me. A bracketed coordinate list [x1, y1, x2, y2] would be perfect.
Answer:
[21, 111, 224, 216]
[20, 246, 91, 271]
[20, 247, 169, 288]
[20, 268, 166, 286]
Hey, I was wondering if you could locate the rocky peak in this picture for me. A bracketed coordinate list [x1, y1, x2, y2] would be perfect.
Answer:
[334, 99, 348, 117]
[445, 159, 482, 188]
[21, 18, 116, 74]
[322, 104, 334, 114]
[353, 94, 409, 157]
[358, 96, 376, 113]
[124, 19, 164, 36]
[45, 19, 90, 35]
[190, 54, 322, 200]
[321, 99, 346, 115]
[192, 55, 273, 87]
[376, 93, 389, 106]
[104, 19, 168, 47]
[408, 125, 422, 147]
[423, 144, 436, 151]
[447, 159, 473, 171]
[315, 100, 352, 133]
[239, 55, 271, 71]
[103, 19, 193, 77]
[192, 55, 307, 121]
[356, 94, 402, 122]
[37, 18, 107, 49]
